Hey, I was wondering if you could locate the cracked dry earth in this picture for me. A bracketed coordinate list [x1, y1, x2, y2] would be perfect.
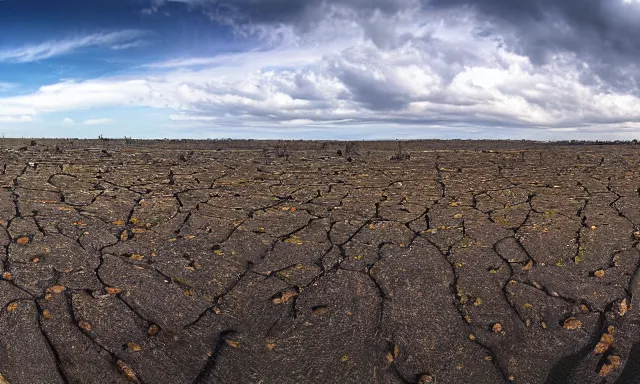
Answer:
[0, 141, 640, 384]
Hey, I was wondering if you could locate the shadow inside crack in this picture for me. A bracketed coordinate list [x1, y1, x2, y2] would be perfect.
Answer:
[615, 342, 640, 384]
[544, 349, 591, 384]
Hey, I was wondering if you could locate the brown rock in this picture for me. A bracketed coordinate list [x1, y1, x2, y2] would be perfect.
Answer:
[16, 236, 29, 246]
[147, 324, 160, 336]
[619, 299, 628, 316]
[48, 285, 66, 294]
[273, 289, 298, 304]
[78, 320, 93, 332]
[117, 360, 138, 382]
[563, 317, 583, 330]
[106, 287, 123, 295]
[599, 355, 622, 377]
[418, 375, 434, 383]
[225, 339, 240, 348]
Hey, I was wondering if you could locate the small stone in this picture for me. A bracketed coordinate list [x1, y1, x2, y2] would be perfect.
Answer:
[599, 355, 622, 377]
[590, 226, 597, 231]
[106, 287, 122, 295]
[594, 270, 605, 278]
[522, 260, 534, 271]
[7, 302, 18, 312]
[619, 299, 628, 316]
[385, 352, 394, 364]
[42, 309, 53, 319]
[147, 324, 159, 336]
[340, 355, 349, 362]
[484, 356, 493, 361]
[594, 331, 614, 355]
[563, 317, 583, 330]
[1, 272, 12, 281]
[473, 298, 483, 306]
[48, 285, 66, 294]
[612, 254, 621, 267]
[225, 339, 240, 348]
[127, 342, 142, 352]
[312, 306, 329, 316]
[634, 232, 640, 241]
[393, 345, 400, 358]
[116, 360, 138, 382]
[492, 323, 503, 333]
[468, 334, 477, 341]
[418, 375, 434, 383]
[273, 289, 297, 305]
[78, 321, 93, 332]
[130, 254, 144, 261]
[266, 343, 277, 351]
[16, 236, 29, 246]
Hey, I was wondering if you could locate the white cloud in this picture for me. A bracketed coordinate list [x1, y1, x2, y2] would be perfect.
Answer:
[110, 40, 148, 50]
[83, 118, 114, 125]
[169, 114, 218, 121]
[62, 117, 75, 124]
[0, 8, 639, 137]
[0, 115, 33, 123]
[0, 83, 16, 92]
[0, 30, 148, 63]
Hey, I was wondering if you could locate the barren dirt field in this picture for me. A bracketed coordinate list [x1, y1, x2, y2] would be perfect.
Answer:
[0, 139, 639, 384]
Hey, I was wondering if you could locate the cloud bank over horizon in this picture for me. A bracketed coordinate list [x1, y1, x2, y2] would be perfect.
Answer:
[1, 0, 640, 140]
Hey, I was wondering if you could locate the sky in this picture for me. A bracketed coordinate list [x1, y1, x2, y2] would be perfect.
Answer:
[2, 0, 640, 140]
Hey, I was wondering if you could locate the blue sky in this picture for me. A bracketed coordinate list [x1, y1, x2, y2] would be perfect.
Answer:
[2, 0, 640, 140]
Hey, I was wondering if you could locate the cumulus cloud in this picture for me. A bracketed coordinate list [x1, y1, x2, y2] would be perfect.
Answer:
[83, 118, 114, 125]
[0, 30, 148, 63]
[62, 117, 75, 124]
[2, 0, 640, 137]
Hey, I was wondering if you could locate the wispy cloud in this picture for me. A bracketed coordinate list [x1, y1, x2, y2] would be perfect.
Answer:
[62, 117, 75, 124]
[110, 40, 148, 51]
[0, 31, 149, 63]
[83, 118, 114, 125]
[0, 83, 16, 92]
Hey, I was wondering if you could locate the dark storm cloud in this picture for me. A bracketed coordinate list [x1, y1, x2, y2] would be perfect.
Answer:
[152, 1, 640, 70]
[426, 0, 640, 91]
[150, 0, 417, 31]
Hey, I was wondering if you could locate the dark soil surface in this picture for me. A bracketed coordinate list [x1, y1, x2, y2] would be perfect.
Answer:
[0, 139, 639, 384]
